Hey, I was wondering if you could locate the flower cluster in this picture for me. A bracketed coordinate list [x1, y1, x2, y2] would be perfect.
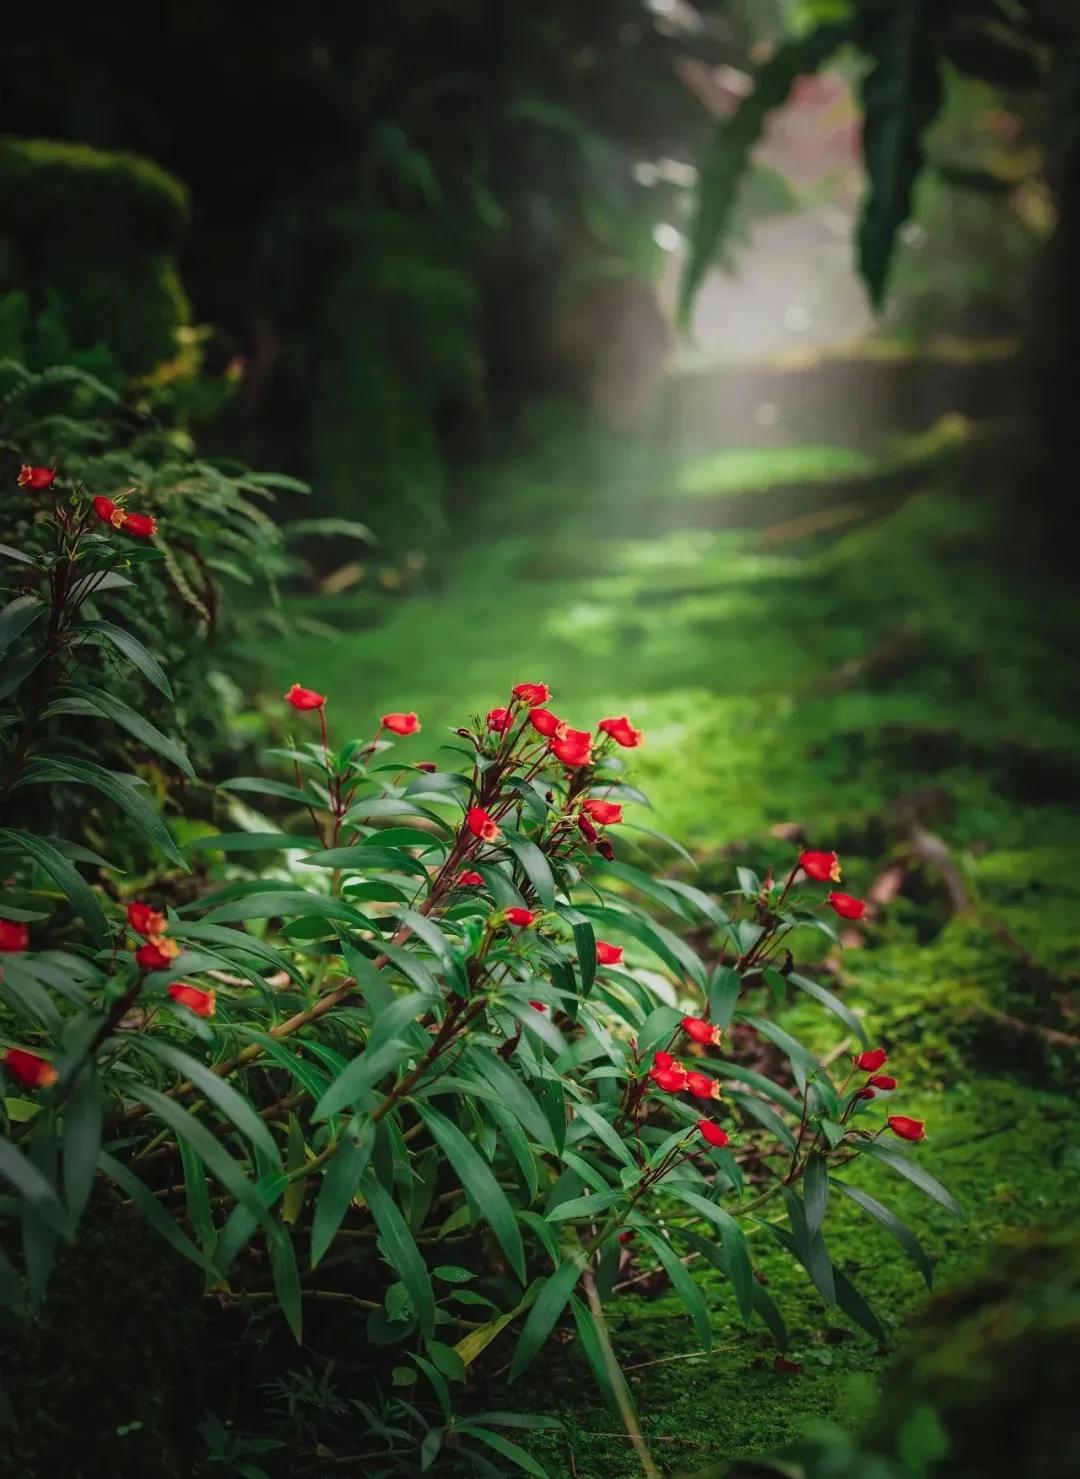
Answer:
[849, 1047, 925, 1140]
[796, 849, 867, 920]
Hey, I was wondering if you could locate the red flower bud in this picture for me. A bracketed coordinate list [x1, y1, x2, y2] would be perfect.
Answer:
[416, 761, 437, 773]
[285, 683, 325, 710]
[381, 711, 420, 736]
[577, 813, 599, 844]
[487, 707, 512, 733]
[504, 907, 537, 927]
[126, 901, 167, 937]
[0, 919, 29, 953]
[167, 982, 216, 1017]
[582, 798, 623, 826]
[3, 1048, 58, 1089]
[550, 728, 593, 768]
[456, 870, 484, 887]
[681, 1014, 722, 1047]
[121, 511, 157, 538]
[685, 1070, 722, 1100]
[92, 495, 125, 528]
[618, 1230, 634, 1245]
[512, 682, 550, 707]
[854, 1047, 888, 1072]
[855, 1086, 876, 1100]
[468, 806, 500, 842]
[598, 715, 644, 748]
[697, 1119, 729, 1148]
[868, 1074, 897, 1091]
[652, 1051, 675, 1071]
[528, 999, 546, 1011]
[596, 940, 623, 966]
[17, 464, 56, 490]
[597, 839, 615, 861]
[798, 849, 841, 883]
[827, 891, 866, 920]
[887, 1115, 926, 1142]
[650, 1064, 688, 1093]
[529, 708, 566, 738]
[135, 937, 180, 970]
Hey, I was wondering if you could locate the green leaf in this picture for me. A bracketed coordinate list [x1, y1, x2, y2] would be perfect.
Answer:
[416, 1104, 526, 1282]
[78, 620, 172, 698]
[577, 905, 706, 988]
[0, 829, 110, 946]
[0, 1138, 68, 1237]
[831, 1178, 933, 1288]
[61, 1065, 102, 1227]
[569, 1293, 641, 1420]
[633, 1221, 712, 1349]
[97, 1151, 211, 1271]
[501, 828, 556, 909]
[660, 1184, 754, 1323]
[509, 1257, 583, 1380]
[804, 1151, 829, 1237]
[454, 1426, 549, 1477]
[311, 1038, 407, 1121]
[0, 594, 44, 660]
[855, 0, 944, 305]
[179, 1138, 218, 1260]
[203, 889, 372, 928]
[184, 832, 317, 854]
[361, 1171, 436, 1339]
[46, 682, 194, 778]
[17, 759, 187, 870]
[544, 1191, 624, 1223]
[268, 1220, 303, 1342]
[0, 542, 38, 567]
[679, 21, 849, 322]
[140, 1041, 281, 1164]
[218, 777, 316, 806]
[833, 1264, 887, 1343]
[788, 971, 869, 1048]
[454, 1282, 539, 1368]
[858, 1138, 963, 1218]
[708, 965, 742, 1027]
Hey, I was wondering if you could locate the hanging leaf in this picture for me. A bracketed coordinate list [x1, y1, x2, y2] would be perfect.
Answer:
[831, 1177, 934, 1287]
[415, 1103, 526, 1282]
[360, 1171, 436, 1339]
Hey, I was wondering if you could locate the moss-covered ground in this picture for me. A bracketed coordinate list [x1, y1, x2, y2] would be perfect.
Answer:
[261, 388, 1079, 1475]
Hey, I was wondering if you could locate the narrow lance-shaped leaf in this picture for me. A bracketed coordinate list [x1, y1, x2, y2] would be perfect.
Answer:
[416, 1103, 526, 1283]
[360, 1171, 436, 1339]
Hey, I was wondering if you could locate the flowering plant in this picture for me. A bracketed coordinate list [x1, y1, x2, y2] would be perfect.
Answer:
[0, 474, 958, 1472]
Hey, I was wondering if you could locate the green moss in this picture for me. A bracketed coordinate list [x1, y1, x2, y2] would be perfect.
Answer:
[0, 137, 190, 375]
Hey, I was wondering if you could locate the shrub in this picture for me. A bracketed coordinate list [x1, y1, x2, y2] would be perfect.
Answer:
[0, 474, 956, 1473]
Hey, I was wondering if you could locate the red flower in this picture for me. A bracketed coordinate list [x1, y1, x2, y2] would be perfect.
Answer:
[577, 813, 599, 844]
[827, 892, 866, 920]
[854, 1047, 888, 1072]
[597, 839, 615, 861]
[868, 1073, 897, 1091]
[382, 711, 421, 736]
[512, 682, 550, 707]
[652, 1051, 676, 1071]
[529, 708, 566, 738]
[504, 907, 536, 927]
[681, 1014, 722, 1047]
[618, 1230, 634, 1245]
[650, 1064, 689, 1093]
[685, 1070, 722, 1101]
[550, 728, 593, 768]
[167, 982, 216, 1018]
[887, 1115, 926, 1142]
[598, 715, 644, 748]
[595, 940, 623, 966]
[468, 807, 501, 842]
[92, 495, 124, 528]
[17, 465, 56, 491]
[3, 1048, 58, 1089]
[136, 937, 181, 970]
[697, 1119, 730, 1148]
[285, 683, 325, 710]
[582, 798, 623, 826]
[855, 1086, 876, 1100]
[126, 901, 167, 937]
[798, 849, 841, 883]
[0, 919, 29, 953]
[487, 707, 512, 733]
[528, 1000, 546, 1011]
[456, 870, 484, 887]
[121, 512, 157, 538]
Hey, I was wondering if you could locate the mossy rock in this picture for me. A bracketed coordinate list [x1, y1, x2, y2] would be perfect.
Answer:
[0, 1192, 204, 1479]
[0, 137, 190, 375]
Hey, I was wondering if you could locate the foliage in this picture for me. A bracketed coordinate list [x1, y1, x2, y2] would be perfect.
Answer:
[0, 138, 190, 376]
[0, 477, 954, 1474]
[682, 0, 1080, 313]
